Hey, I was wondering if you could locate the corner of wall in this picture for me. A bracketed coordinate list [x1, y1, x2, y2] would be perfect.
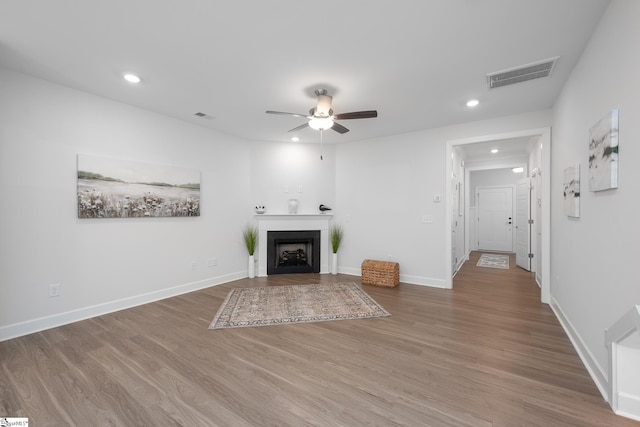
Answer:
[550, 297, 609, 401]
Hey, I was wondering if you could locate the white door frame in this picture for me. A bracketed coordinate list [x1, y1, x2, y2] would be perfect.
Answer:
[445, 128, 551, 304]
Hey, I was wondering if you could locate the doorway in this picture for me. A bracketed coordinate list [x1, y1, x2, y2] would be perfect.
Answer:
[445, 128, 551, 304]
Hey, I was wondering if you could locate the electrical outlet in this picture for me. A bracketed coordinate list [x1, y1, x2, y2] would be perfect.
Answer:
[191, 261, 197, 270]
[49, 283, 61, 298]
[207, 257, 218, 267]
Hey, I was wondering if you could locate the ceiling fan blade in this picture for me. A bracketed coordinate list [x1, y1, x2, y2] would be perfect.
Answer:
[288, 122, 309, 132]
[333, 110, 378, 120]
[266, 110, 309, 118]
[331, 122, 350, 134]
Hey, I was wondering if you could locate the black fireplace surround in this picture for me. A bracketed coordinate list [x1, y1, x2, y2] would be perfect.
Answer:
[267, 230, 320, 275]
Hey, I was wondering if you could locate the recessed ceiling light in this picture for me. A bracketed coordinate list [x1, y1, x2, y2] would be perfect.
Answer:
[123, 73, 141, 84]
[466, 99, 479, 107]
[512, 167, 524, 173]
[291, 136, 300, 142]
[491, 148, 499, 154]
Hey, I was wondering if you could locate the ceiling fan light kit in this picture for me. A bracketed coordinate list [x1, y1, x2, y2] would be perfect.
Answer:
[308, 117, 334, 130]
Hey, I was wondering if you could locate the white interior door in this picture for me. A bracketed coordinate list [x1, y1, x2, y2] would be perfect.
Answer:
[533, 169, 543, 281]
[515, 178, 531, 270]
[477, 187, 513, 252]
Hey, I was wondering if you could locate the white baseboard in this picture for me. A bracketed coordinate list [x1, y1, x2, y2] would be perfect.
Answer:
[0, 271, 245, 342]
[616, 393, 640, 422]
[452, 258, 465, 278]
[339, 266, 446, 288]
[401, 274, 446, 288]
[334, 267, 358, 278]
[550, 297, 609, 402]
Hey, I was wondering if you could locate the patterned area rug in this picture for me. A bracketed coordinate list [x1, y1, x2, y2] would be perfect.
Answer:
[476, 253, 510, 269]
[209, 282, 390, 330]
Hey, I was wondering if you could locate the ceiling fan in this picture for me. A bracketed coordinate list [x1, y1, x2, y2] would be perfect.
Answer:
[266, 88, 377, 134]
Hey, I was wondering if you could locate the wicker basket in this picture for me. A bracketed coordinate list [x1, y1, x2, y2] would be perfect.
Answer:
[361, 259, 399, 287]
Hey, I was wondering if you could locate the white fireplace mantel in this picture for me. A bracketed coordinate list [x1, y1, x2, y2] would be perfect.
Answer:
[255, 214, 333, 277]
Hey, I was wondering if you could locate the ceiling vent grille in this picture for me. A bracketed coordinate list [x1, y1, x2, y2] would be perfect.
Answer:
[487, 57, 559, 89]
[194, 112, 214, 120]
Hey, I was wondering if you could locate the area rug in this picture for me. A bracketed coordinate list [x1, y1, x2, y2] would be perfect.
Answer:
[209, 282, 390, 330]
[476, 253, 509, 269]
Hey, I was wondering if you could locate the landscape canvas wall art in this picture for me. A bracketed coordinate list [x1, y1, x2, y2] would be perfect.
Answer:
[589, 109, 619, 191]
[77, 154, 200, 218]
[563, 164, 580, 218]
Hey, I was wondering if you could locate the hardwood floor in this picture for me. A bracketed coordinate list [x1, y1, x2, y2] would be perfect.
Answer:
[1, 252, 637, 426]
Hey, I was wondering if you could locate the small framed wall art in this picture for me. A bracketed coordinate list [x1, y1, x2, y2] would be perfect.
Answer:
[588, 109, 619, 192]
[563, 164, 580, 218]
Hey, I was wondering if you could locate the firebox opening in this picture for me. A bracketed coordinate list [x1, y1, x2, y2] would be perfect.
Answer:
[267, 230, 320, 275]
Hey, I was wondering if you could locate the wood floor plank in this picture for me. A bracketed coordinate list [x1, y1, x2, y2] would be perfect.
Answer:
[1, 252, 637, 425]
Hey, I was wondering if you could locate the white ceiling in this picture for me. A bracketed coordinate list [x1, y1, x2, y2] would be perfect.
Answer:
[0, 0, 609, 146]
[457, 137, 533, 164]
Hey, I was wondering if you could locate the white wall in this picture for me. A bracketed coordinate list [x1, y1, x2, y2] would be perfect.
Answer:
[334, 111, 551, 287]
[249, 141, 335, 216]
[469, 168, 523, 207]
[0, 68, 252, 340]
[550, 0, 640, 399]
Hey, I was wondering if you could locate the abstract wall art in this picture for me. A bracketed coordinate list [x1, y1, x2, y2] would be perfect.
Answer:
[589, 109, 619, 192]
[563, 164, 580, 218]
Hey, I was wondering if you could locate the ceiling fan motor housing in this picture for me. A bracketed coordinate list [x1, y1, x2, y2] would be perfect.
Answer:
[315, 93, 333, 117]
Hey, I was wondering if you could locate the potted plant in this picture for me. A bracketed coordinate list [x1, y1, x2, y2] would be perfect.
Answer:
[330, 225, 343, 275]
[242, 224, 258, 278]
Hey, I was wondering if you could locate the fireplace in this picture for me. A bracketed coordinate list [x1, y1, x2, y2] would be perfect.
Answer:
[267, 230, 320, 275]
[256, 214, 332, 276]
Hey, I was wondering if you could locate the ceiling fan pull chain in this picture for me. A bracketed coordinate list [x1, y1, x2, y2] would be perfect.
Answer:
[320, 128, 324, 160]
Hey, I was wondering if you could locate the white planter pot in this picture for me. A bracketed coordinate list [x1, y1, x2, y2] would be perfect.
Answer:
[248, 254, 255, 278]
[331, 252, 338, 275]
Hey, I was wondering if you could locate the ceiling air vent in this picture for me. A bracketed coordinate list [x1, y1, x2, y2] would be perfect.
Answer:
[487, 56, 559, 89]
[194, 112, 214, 120]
